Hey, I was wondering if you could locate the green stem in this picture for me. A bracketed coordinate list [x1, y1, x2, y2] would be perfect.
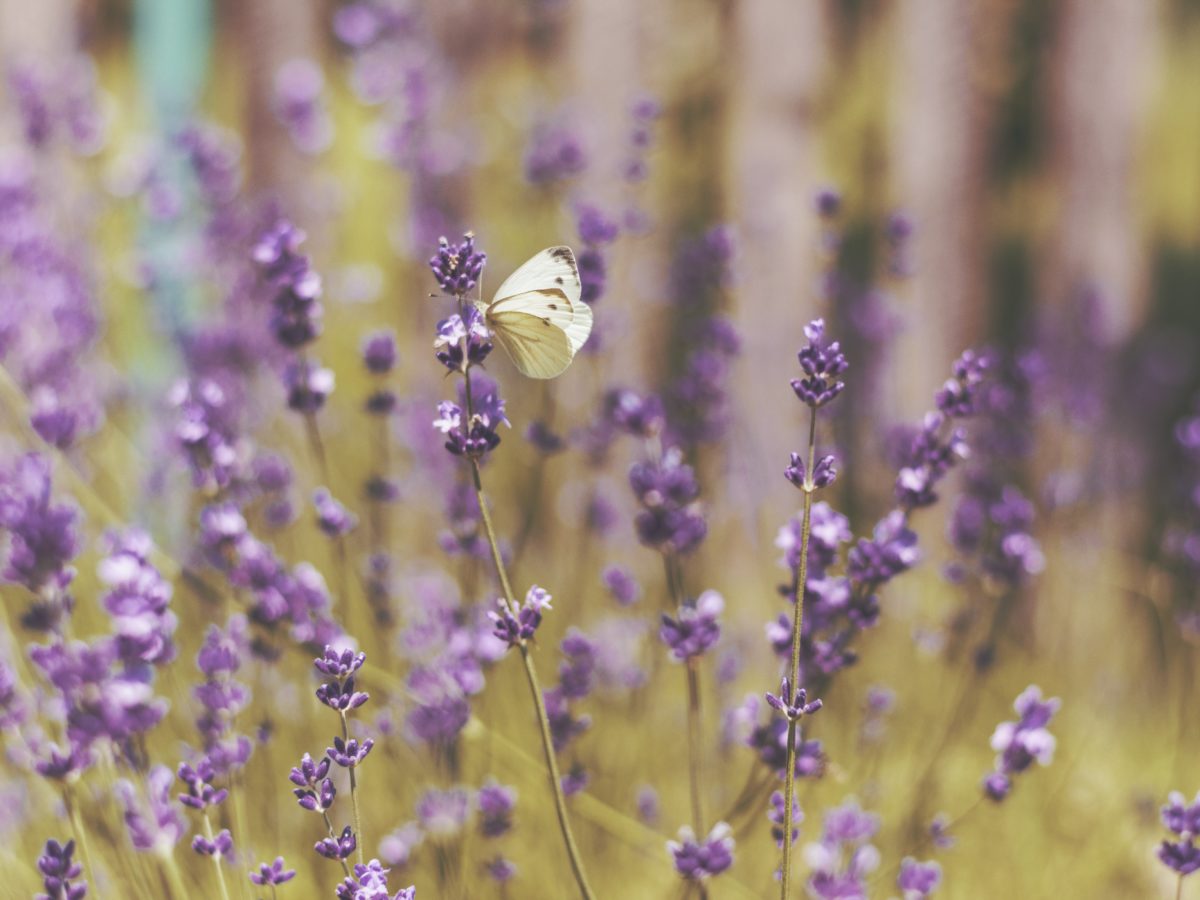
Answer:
[686, 657, 705, 834]
[321, 810, 353, 878]
[160, 850, 190, 900]
[340, 711, 366, 866]
[202, 811, 231, 900]
[64, 787, 99, 897]
[781, 406, 818, 900]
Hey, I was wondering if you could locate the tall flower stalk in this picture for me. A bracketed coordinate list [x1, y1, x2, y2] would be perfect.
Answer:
[429, 234, 597, 900]
[776, 319, 846, 897]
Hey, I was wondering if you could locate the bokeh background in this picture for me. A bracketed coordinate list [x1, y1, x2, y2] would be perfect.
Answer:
[2, 1, 1200, 898]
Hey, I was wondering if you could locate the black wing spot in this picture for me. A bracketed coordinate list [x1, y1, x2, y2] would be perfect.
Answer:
[548, 303, 559, 310]
[555, 277, 564, 285]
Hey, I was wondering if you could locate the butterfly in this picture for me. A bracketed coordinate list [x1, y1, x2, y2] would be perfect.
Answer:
[476, 246, 593, 379]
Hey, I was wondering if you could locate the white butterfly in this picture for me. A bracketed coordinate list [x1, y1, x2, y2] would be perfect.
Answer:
[475, 246, 593, 379]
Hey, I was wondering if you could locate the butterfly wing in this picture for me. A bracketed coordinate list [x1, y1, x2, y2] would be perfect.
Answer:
[486, 246, 594, 376]
[492, 246, 582, 306]
[489, 309, 575, 379]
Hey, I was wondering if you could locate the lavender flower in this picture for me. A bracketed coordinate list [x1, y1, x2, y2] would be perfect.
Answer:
[116, 765, 185, 853]
[192, 828, 233, 858]
[178, 759, 228, 811]
[290, 753, 336, 812]
[765, 677, 823, 721]
[272, 59, 333, 154]
[250, 857, 297, 887]
[523, 121, 586, 185]
[433, 307, 492, 372]
[284, 361, 335, 413]
[314, 489, 358, 537]
[667, 822, 734, 881]
[36, 838, 87, 900]
[361, 330, 398, 374]
[1159, 791, 1200, 878]
[415, 787, 472, 839]
[252, 219, 324, 350]
[785, 453, 838, 491]
[489, 585, 553, 648]
[898, 857, 942, 898]
[601, 565, 641, 606]
[768, 790, 803, 849]
[434, 372, 510, 459]
[328, 736, 375, 768]
[486, 856, 516, 883]
[983, 685, 1060, 801]
[791, 319, 848, 408]
[629, 447, 707, 555]
[803, 799, 880, 899]
[477, 780, 516, 838]
[316, 825, 357, 860]
[0, 453, 80, 595]
[98, 529, 176, 670]
[336, 860, 416, 900]
[659, 590, 723, 660]
[429, 234, 485, 297]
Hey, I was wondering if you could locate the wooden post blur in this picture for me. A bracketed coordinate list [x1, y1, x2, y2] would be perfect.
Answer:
[889, 0, 991, 417]
[725, 0, 830, 512]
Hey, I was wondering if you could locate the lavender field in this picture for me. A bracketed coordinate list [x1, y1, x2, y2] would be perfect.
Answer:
[2, 2, 1200, 898]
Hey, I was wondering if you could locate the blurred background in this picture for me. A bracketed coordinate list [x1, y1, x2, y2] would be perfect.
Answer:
[1, 1, 1200, 898]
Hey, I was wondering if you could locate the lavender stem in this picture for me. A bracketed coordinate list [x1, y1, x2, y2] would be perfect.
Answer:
[64, 787, 99, 899]
[780, 405, 817, 899]
[201, 811, 231, 900]
[340, 711, 366, 866]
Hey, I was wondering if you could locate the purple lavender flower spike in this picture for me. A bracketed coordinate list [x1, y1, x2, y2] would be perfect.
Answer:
[178, 759, 228, 810]
[477, 780, 516, 838]
[629, 447, 707, 555]
[605, 389, 664, 437]
[284, 361, 334, 413]
[272, 58, 333, 155]
[433, 307, 492, 372]
[523, 120, 587, 185]
[328, 736, 375, 768]
[362, 330, 398, 374]
[1157, 791, 1200, 878]
[768, 790, 803, 849]
[784, 452, 838, 491]
[336, 859, 416, 900]
[602, 565, 641, 606]
[192, 828, 233, 858]
[765, 676, 823, 721]
[315, 676, 369, 712]
[315, 825, 357, 860]
[36, 838, 87, 900]
[804, 799, 881, 898]
[0, 453, 80, 595]
[250, 856, 297, 887]
[290, 752, 336, 812]
[791, 319, 848, 408]
[660, 590, 723, 661]
[667, 822, 735, 882]
[313, 488, 358, 537]
[415, 787, 472, 838]
[486, 856, 517, 883]
[116, 765, 185, 852]
[982, 685, 1060, 802]
[898, 857, 942, 898]
[379, 823, 424, 867]
[489, 585, 553, 649]
[429, 233, 486, 296]
[315, 647, 366, 679]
